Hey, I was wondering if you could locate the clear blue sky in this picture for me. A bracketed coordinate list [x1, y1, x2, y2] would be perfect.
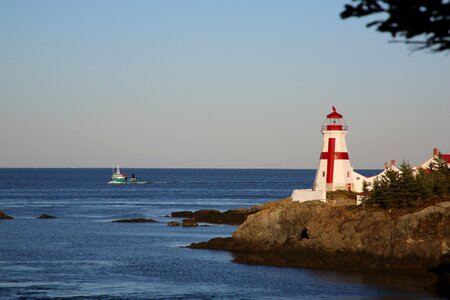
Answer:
[1, 0, 449, 168]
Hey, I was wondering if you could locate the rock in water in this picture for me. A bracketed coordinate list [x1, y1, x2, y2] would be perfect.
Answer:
[38, 214, 57, 219]
[167, 221, 181, 226]
[112, 218, 157, 223]
[171, 205, 265, 225]
[181, 220, 198, 227]
[190, 237, 235, 250]
[170, 211, 194, 218]
[0, 211, 14, 220]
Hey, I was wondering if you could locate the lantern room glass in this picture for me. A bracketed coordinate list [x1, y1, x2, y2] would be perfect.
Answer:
[322, 117, 348, 131]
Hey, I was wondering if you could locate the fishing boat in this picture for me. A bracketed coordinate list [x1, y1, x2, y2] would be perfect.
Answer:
[108, 165, 147, 184]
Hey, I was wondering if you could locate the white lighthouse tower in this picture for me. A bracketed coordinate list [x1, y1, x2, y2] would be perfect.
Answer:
[313, 106, 355, 192]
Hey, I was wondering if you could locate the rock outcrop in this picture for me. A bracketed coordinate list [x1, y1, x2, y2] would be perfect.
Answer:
[171, 209, 250, 225]
[0, 211, 14, 220]
[190, 199, 450, 274]
[171, 199, 290, 225]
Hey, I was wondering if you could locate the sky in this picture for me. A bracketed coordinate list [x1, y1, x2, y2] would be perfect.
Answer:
[0, 0, 449, 169]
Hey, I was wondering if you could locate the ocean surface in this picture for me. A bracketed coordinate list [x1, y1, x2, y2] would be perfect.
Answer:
[0, 168, 439, 299]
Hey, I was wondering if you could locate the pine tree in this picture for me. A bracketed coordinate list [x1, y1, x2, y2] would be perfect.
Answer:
[428, 152, 450, 197]
[362, 180, 369, 193]
[398, 161, 418, 207]
[368, 168, 399, 208]
[382, 168, 400, 207]
[415, 168, 434, 200]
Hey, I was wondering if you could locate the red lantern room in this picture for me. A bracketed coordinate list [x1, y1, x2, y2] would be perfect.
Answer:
[321, 106, 348, 131]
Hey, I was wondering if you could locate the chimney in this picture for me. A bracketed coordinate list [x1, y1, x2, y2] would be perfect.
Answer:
[384, 162, 388, 170]
[433, 148, 439, 156]
[390, 160, 395, 167]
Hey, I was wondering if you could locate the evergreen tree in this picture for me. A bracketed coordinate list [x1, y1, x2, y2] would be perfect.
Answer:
[368, 168, 399, 208]
[382, 168, 400, 207]
[415, 168, 434, 200]
[362, 180, 369, 193]
[428, 152, 449, 172]
[368, 177, 383, 206]
[398, 161, 418, 207]
[428, 152, 450, 197]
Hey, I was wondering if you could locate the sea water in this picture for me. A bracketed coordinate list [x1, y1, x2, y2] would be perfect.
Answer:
[0, 169, 438, 299]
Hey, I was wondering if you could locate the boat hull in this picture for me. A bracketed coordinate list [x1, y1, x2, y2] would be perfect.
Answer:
[108, 181, 147, 184]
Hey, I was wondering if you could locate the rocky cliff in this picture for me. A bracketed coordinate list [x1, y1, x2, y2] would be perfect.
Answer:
[190, 198, 450, 296]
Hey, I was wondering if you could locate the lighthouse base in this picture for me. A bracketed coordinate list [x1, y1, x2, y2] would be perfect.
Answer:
[291, 189, 326, 202]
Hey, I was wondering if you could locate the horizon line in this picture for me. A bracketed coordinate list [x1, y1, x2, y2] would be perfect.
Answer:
[0, 166, 383, 170]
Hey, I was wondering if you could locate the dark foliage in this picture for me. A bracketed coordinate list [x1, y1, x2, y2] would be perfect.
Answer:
[341, 0, 450, 52]
[366, 155, 450, 208]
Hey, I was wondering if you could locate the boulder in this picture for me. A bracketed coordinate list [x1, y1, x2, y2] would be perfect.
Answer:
[0, 211, 14, 220]
[167, 221, 181, 226]
[191, 209, 250, 225]
[37, 214, 57, 219]
[172, 199, 290, 226]
[190, 237, 235, 250]
[171, 211, 194, 218]
[112, 218, 157, 223]
[171, 208, 257, 225]
[181, 220, 198, 227]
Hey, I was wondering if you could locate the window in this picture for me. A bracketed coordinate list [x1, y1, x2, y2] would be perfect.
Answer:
[347, 171, 350, 177]
[322, 171, 325, 177]
[356, 177, 360, 180]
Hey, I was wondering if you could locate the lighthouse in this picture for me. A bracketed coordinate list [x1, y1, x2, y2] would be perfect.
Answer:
[292, 106, 356, 202]
[313, 106, 355, 192]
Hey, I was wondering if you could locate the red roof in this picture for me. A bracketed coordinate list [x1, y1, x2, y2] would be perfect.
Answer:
[326, 106, 343, 119]
[442, 154, 450, 163]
